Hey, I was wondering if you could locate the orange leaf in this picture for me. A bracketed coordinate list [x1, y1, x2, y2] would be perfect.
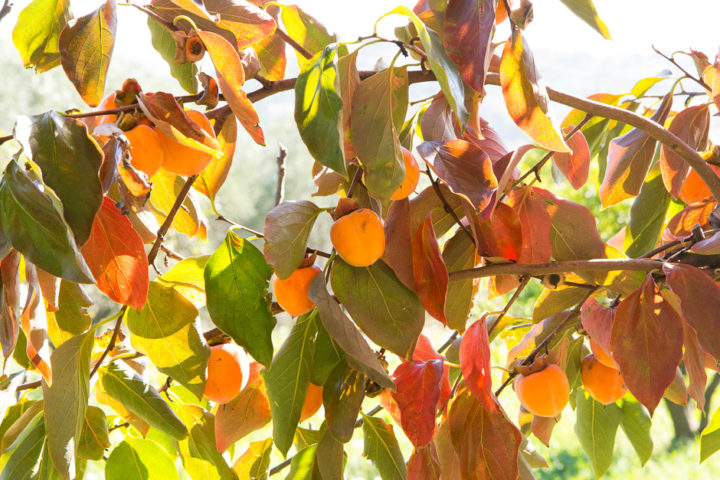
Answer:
[499, 31, 569, 152]
[0, 251, 21, 358]
[663, 200, 716, 241]
[22, 263, 52, 382]
[195, 115, 238, 204]
[81, 197, 149, 310]
[204, 0, 276, 49]
[196, 29, 265, 146]
[407, 443, 441, 480]
[580, 298, 614, 355]
[475, 201, 522, 261]
[660, 105, 710, 197]
[507, 187, 552, 264]
[553, 127, 590, 190]
[459, 317, 496, 412]
[413, 335, 451, 406]
[392, 359, 444, 447]
[411, 213, 449, 324]
[610, 276, 683, 414]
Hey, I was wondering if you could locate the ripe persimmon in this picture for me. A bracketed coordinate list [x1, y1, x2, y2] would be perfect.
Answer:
[272, 265, 322, 317]
[96, 92, 118, 126]
[124, 125, 164, 177]
[300, 382, 323, 421]
[390, 147, 420, 200]
[330, 208, 385, 267]
[515, 364, 570, 417]
[204, 343, 250, 404]
[589, 338, 617, 369]
[581, 354, 626, 405]
[157, 109, 216, 177]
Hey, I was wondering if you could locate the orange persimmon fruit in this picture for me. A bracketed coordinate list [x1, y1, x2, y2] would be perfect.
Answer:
[515, 364, 570, 417]
[330, 208, 385, 267]
[390, 147, 421, 200]
[581, 354, 627, 405]
[124, 125, 164, 177]
[272, 265, 322, 317]
[300, 382, 324, 421]
[157, 109, 216, 177]
[204, 343, 250, 404]
[589, 338, 617, 369]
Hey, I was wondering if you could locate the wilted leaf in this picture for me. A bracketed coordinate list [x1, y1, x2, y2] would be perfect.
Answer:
[610, 276, 683, 414]
[105, 437, 179, 480]
[412, 213, 449, 324]
[362, 414, 407, 480]
[331, 258, 424, 359]
[460, 318, 496, 412]
[308, 276, 394, 389]
[448, 390, 521, 480]
[0, 251, 21, 358]
[147, 17, 198, 94]
[264, 313, 317, 456]
[195, 29, 265, 145]
[295, 45, 346, 176]
[81, 197, 148, 310]
[14, 110, 103, 245]
[42, 330, 94, 478]
[557, 0, 612, 39]
[350, 66, 408, 201]
[12, 0, 71, 72]
[205, 231, 275, 366]
[59, 0, 117, 106]
[600, 91, 673, 207]
[100, 362, 187, 440]
[574, 389, 621, 477]
[660, 105, 710, 197]
[500, 30, 569, 152]
[263, 201, 322, 279]
[22, 263, 52, 381]
[125, 282, 210, 398]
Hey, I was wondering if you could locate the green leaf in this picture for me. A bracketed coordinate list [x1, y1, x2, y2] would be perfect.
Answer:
[295, 45, 346, 177]
[205, 231, 275, 366]
[378, 6, 466, 126]
[284, 444, 318, 480]
[362, 414, 406, 480]
[331, 258, 424, 359]
[58, 0, 117, 107]
[574, 389, 621, 478]
[316, 428, 345, 480]
[105, 438, 179, 480]
[11, 0, 71, 72]
[279, 5, 336, 64]
[125, 281, 210, 398]
[624, 162, 670, 258]
[310, 324, 342, 386]
[35, 439, 63, 480]
[0, 412, 45, 480]
[308, 276, 394, 389]
[618, 399, 653, 466]
[442, 229, 475, 332]
[265, 313, 317, 456]
[147, 17, 198, 94]
[701, 406, 720, 462]
[533, 286, 588, 323]
[77, 406, 110, 461]
[350, 66, 408, 201]
[100, 362, 188, 440]
[263, 201, 323, 279]
[157, 255, 209, 308]
[42, 330, 94, 478]
[0, 161, 94, 283]
[47, 281, 92, 346]
[557, 0, 612, 39]
[323, 363, 366, 443]
[180, 411, 237, 480]
[233, 438, 273, 480]
[14, 110, 103, 245]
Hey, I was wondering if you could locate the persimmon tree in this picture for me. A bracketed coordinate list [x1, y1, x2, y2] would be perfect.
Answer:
[3, 0, 720, 478]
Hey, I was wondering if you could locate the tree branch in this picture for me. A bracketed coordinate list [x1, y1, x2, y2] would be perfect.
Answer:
[449, 258, 663, 281]
[89, 310, 126, 379]
[147, 175, 198, 267]
[275, 26, 313, 60]
[275, 144, 287, 206]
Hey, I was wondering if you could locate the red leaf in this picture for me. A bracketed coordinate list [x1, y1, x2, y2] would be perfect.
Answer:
[408, 443, 441, 480]
[392, 359, 444, 447]
[475, 201, 522, 261]
[663, 263, 720, 360]
[507, 187, 552, 264]
[81, 197, 149, 310]
[384, 199, 414, 290]
[416, 139, 498, 212]
[465, 116, 510, 163]
[610, 276, 683, 414]
[443, 0, 495, 94]
[448, 390, 521, 480]
[460, 318, 496, 412]
[660, 105, 710, 197]
[683, 323, 708, 412]
[600, 91, 673, 207]
[411, 213, 449, 324]
[663, 200, 715, 241]
[420, 94, 456, 143]
[413, 335, 451, 406]
[553, 127, 590, 190]
[580, 298, 614, 354]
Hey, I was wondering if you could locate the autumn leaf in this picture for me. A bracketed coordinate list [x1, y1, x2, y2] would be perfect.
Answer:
[411, 213, 449, 325]
[660, 105, 710, 197]
[392, 359, 444, 448]
[460, 318, 496, 412]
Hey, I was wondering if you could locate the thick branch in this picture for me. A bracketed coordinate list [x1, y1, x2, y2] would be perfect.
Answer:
[449, 258, 663, 281]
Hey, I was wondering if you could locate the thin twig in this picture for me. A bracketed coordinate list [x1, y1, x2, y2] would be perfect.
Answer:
[346, 165, 363, 198]
[487, 275, 531, 337]
[653, 46, 711, 91]
[437, 331, 459, 355]
[89, 309, 127, 379]
[147, 175, 198, 267]
[275, 26, 313, 60]
[0, 134, 13, 146]
[426, 167, 475, 243]
[275, 144, 287, 206]
[0, 0, 11, 22]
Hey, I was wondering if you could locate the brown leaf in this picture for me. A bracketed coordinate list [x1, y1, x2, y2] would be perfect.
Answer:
[448, 390, 521, 480]
[600, 91, 673, 207]
[434, 420, 462, 480]
[338, 50, 360, 159]
[660, 105, 710, 197]
[0, 251, 21, 359]
[474, 201, 522, 261]
[683, 322, 708, 412]
[610, 276, 683, 414]
[412, 213, 449, 324]
[421, 94, 456, 143]
[531, 415, 558, 447]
